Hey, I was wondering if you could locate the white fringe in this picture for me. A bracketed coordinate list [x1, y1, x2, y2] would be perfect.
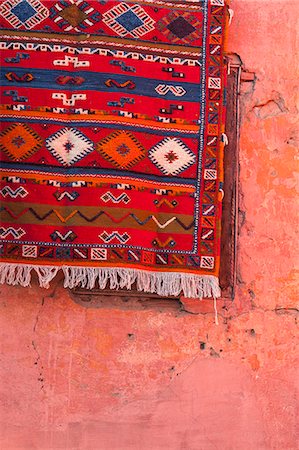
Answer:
[0, 263, 221, 299]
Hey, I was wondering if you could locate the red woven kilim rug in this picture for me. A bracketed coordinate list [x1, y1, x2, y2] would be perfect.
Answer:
[0, 0, 227, 298]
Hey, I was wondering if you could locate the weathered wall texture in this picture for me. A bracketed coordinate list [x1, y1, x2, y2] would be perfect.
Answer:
[0, 1, 298, 449]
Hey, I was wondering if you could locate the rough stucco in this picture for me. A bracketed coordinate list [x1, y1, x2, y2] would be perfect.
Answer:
[0, 1, 298, 449]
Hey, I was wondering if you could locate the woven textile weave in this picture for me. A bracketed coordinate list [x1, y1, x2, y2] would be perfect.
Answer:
[0, 0, 227, 298]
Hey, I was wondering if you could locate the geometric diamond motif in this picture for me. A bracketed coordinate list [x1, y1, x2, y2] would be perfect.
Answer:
[0, 0, 49, 29]
[167, 17, 196, 39]
[0, 123, 43, 161]
[49, 0, 100, 32]
[157, 11, 202, 44]
[149, 137, 196, 176]
[45, 128, 94, 166]
[116, 10, 143, 32]
[103, 3, 155, 38]
[12, 1, 36, 21]
[96, 131, 146, 169]
[59, 4, 87, 27]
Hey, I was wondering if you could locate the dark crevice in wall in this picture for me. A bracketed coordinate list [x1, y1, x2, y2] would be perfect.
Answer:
[69, 288, 184, 314]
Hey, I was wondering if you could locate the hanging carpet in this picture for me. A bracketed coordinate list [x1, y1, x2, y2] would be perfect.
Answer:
[0, 0, 227, 298]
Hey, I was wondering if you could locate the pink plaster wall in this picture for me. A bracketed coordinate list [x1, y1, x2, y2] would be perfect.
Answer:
[0, 1, 298, 449]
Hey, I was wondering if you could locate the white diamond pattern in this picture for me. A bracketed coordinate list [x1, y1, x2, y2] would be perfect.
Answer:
[149, 137, 196, 176]
[46, 128, 94, 166]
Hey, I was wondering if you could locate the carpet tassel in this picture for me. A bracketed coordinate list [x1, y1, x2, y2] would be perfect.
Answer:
[0, 263, 221, 300]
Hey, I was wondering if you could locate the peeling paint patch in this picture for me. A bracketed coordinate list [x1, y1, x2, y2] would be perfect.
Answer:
[253, 92, 288, 119]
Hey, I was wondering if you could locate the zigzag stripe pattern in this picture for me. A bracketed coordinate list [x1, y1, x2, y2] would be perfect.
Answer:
[50, 230, 77, 242]
[0, 207, 194, 229]
[0, 186, 28, 198]
[0, 227, 26, 239]
[152, 237, 176, 248]
[153, 199, 178, 208]
[151, 216, 176, 229]
[100, 231, 130, 243]
[101, 192, 131, 204]
[53, 191, 80, 201]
